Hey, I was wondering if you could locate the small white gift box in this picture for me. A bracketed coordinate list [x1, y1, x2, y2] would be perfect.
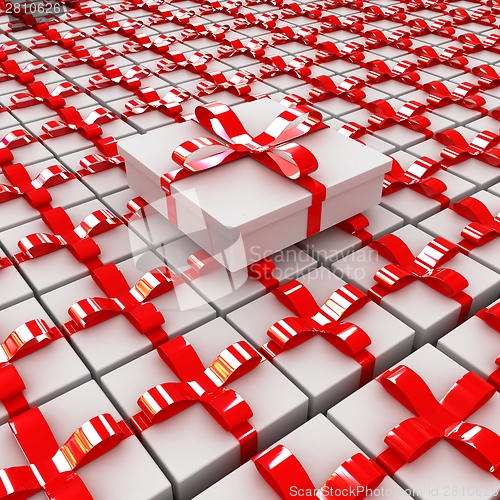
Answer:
[0, 250, 32, 310]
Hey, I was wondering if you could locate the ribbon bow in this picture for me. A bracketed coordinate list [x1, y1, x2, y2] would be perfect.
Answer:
[365, 59, 421, 86]
[0, 130, 37, 166]
[363, 4, 406, 21]
[407, 0, 447, 12]
[93, 18, 144, 37]
[0, 162, 74, 209]
[261, 279, 375, 385]
[364, 29, 413, 49]
[199, 0, 242, 15]
[423, 81, 486, 111]
[476, 304, 500, 390]
[450, 196, 500, 253]
[196, 70, 255, 96]
[233, 12, 278, 30]
[58, 46, 117, 68]
[365, 100, 432, 135]
[0, 60, 48, 85]
[71, 3, 115, 20]
[260, 55, 313, 79]
[14, 206, 122, 268]
[458, 33, 500, 53]
[122, 33, 176, 54]
[434, 129, 500, 166]
[124, 87, 190, 118]
[10, 81, 80, 110]
[254, 445, 386, 500]
[41, 106, 116, 141]
[272, 26, 318, 46]
[408, 18, 455, 37]
[31, 28, 86, 49]
[471, 64, 500, 88]
[162, 100, 327, 236]
[414, 45, 469, 68]
[0, 319, 63, 419]
[450, 6, 496, 24]
[218, 37, 268, 59]
[130, 335, 261, 462]
[336, 213, 373, 246]
[368, 234, 472, 323]
[308, 75, 366, 102]
[78, 136, 126, 176]
[148, 9, 196, 26]
[315, 41, 365, 64]
[182, 22, 230, 41]
[383, 156, 449, 208]
[88, 64, 150, 91]
[63, 262, 182, 346]
[320, 14, 364, 33]
[280, 1, 322, 18]
[376, 365, 500, 479]
[0, 407, 133, 499]
[157, 50, 213, 74]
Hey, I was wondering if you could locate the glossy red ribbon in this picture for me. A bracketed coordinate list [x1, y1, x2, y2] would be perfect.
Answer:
[476, 304, 500, 391]
[196, 70, 255, 97]
[63, 262, 182, 346]
[368, 234, 472, 323]
[124, 87, 190, 120]
[31, 28, 86, 49]
[336, 213, 373, 246]
[472, 64, 500, 88]
[122, 33, 176, 54]
[9, 81, 80, 110]
[459, 33, 500, 54]
[408, 18, 455, 37]
[87, 64, 150, 91]
[262, 279, 376, 386]
[315, 41, 365, 64]
[254, 445, 386, 500]
[156, 50, 213, 74]
[0, 129, 37, 166]
[131, 335, 262, 463]
[0, 60, 48, 85]
[217, 38, 268, 59]
[423, 81, 486, 112]
[0, 407, 133, 499]
[58, 46, 117, 69]
[308, 75, 366, 103]
[376, 365, 500, 479]
[77, 136, 126, 176]
[365, 59, 421, 86]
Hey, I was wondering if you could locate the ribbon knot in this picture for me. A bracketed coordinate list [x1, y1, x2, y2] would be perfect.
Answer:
[253, 445, 387, 500]
[376, 365, 500, 479]
[88, 64, 150, 91]
[423, 81, 486, 110]
[148, 9, 195, 26]
[78, 136, 125, 176]
[182, 22, 230, 41]
[157, 50, 213, 74]
[130, 335, 261, 462]
[1, 162, 74, 209]
[383, 156, 449, 208]
[308, 75, 366, 102]
[94, 18, 143, 36]
[233, 12, 278, 30]
[31, 28, 86, 49]
[218, 37, 268, 59]
[450, 6, 496, 24]
[363, 4, 406, 21]
[260, 55, 313, 79]
[196, 70, 255, 97]
[14, 206, 122, 267]
[435, 128, 500, 166]
[272, 26, 318, 46]
[320, 14, 364, 33]
[0, 60, 48, 85]
[0, 407, 133, 499]
[280, 1, 322, 18]
[63, 262, 182, 345]
[336, 213, 373, 246]
[261, 279, 375, 385]
[124, 87, 190, 118]
[199, 0, 242, 15]
[368, 234, 472, 323]
[10, 81, 80, 110]
[58, 46, 117, 68]
[365, 100, 431, 134]
[122, 33, 176, 54]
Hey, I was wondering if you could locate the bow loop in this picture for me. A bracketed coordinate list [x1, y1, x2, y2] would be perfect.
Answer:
[477, 303, 500, 332]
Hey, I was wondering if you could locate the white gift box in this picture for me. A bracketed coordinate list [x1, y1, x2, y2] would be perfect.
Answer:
[0, 199, 148, 294]
[466, 115, 500, 134]
[156, 235, 317, 316]
[0, 127, 53, 166]
[41, 251, 216, 378]
[0, 63, 64, 97]
[297, 204, 404, 266]
[0, 380, 173, 500]
[0, 297, 90, 425]
[59, 143, 129, 197]
[100, 316, 309, 500]
[0, 250, 32, 310]
[103, 188, 184, 247]
[380, 150, 476, 224]
[331, 224, 500, 348]
[489, 181, 500, 198]
[419, 190, 500, 274]
[26, 106, 137, 157]
[226, 266, 414, 416]
[408, 126, 500, 190]
[0, 158, 95, 232]
[438, 297, 500, 391]
[120, 98, 391, 272]
[328, 344, 500, 500]
[195, 414, 412, 500]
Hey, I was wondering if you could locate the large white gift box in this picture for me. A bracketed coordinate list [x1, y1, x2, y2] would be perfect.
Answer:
[0, 199, 148, 294]
[119, 98, 391, 272]
[0, 297, 90, 425]
[156, 235, 317, 316]
[227, 266, 415, 416]
[0, 380, 173, 500]
[331, 224, 500, 348]
[100, 316, 309, 500]
[328, 344, 500, 500]
[438, 297, 500, 392]
[0, 250, 32, 310]
[40, 250, 216, 378]
[297, 205, 404, 267]
[195, 414, 413, 500]
[419, 190, 500, 274]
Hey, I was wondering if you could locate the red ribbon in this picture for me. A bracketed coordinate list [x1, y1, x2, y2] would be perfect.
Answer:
[122, 33, 176, 54]
[376, 365, 500, 480]
[279, 1, 322, 18]
[272, 26, 318, 46]
[364, 29, 413, 49]
[123, 196, 151, 224]
[336, 213, 373, 246]
[414, 45, 469, 69]
[233, 12, 278, 30]
[1, 162, 74, 209]
[130, 335, 262, 463]
[368, 234, 472, 324]
[472, 64, 500, 88]
[450, 196, 500, 253]
[382, 156, 450, 209]
[58, 46, 117, 69]
[0, 320, 63, 418]
[199, 0, 242, 15]
[320, 14, 364, 33]
[315, 41, 365, 65]
[63, 262, 182, 346]
[161, 101, 328, 237]
[408, 18, 455, 37]
[156, 50, 212, 74]
[218, 38, 268, 59]
[196, 70, 255, 98]
[308, 75, 366, 103]
[10, 81, 80, 111]
[14, 206, 122, 269]
[77, 136, 126, 176]
[0, 130, 37, 166]
[365, 60, 421, 86]
[0, 407, 133, 499]
[0, 60, 48, 84]
[248, 257, 279, 292]
[407, 0, 448, 12]
[148, 9, 196, 26]
[253, 445, 387, 500]
[423, 81, 486, 112]
[261, 279, 376, 386]
[0, 256, 12, 270]
[181, 22, 230, 41]
[476, 304, 500, 390]
[363, 4, 406, 21]
[93, 18, 144, 37]
[434, 129, 500, 167]
[459, 33, 500, 53]
[260, 55, 313, 80]
[450, 6, 496, 25]
[124, 87, 190, 120]
[31, 28, 86, 49]
[87, 64, 151, 91]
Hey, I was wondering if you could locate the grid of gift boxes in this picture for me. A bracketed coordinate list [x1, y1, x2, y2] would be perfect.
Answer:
[1, 0, 500, 498]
